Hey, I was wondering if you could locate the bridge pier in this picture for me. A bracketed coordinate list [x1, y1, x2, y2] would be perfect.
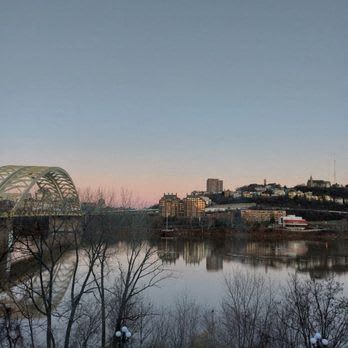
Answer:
[6, 223, 13, 274]
[0, 214, 83, 280]
[0, 218, 13, 276]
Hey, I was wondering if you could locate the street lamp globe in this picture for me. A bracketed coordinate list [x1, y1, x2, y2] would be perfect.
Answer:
[310, 337, 317, 345]
[115, 331, 122, 338]
[126, 331, 132, 339]
[310, 333, 329, 347]
[121, 326, 128, 333]
[322, 339, 329, 346]
[314, 333, 322, 340]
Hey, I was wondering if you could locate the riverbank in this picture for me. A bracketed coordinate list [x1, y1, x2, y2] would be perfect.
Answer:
[154, 222, 348, 241]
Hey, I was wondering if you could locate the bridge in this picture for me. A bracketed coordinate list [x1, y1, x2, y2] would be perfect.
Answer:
[0, 165, 82, 277]
[0, 165, 81, 217]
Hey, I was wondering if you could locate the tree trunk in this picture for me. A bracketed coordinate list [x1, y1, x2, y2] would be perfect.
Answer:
[101, 252, 106, 348]
[64, 305, 76, 348]
[46, 313, 52, 348]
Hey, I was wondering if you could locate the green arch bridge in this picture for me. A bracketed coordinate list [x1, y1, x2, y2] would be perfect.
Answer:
[0, 165, 81, 217]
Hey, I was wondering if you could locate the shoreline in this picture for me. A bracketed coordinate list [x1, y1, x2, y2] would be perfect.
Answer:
[155, 225, 348, 241]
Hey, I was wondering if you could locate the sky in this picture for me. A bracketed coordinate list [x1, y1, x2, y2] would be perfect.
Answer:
[0, 0, 347, 204]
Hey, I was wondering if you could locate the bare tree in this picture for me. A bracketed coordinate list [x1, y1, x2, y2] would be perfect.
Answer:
[106, 239, 169, 345]
[140, 295, 201, 348]
[278, 275, 348, 348]
[69, 301, 102, 348]
[168, 295, 201, 348]
[0, 304, 24, 348]
[1, 287, 39, 348]
[7, 215, 74, 348]
[120, 188, 133, 209]
[2, 213, 105, 348]
[219, 270, 276, 348]
[62, 228, 107, 348]
[71, 190, 166, 347]
[91, 241, 108, 348]
[200, 308, 219, 348]
[131, 301, 156, 347]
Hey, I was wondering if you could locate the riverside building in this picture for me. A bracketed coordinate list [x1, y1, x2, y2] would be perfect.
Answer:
[159, 193, 184, 217]
[183, 195, 212, 218]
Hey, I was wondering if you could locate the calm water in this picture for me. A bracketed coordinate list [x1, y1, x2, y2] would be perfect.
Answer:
[147, 236, 348, 306]
[3, 235, 348, 310]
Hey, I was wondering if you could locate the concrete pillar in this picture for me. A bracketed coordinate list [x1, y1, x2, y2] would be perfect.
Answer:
[5, 227, 13, 274]
[0, 218, 13, 275]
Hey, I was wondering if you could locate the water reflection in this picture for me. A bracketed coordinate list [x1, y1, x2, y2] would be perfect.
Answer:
[2, 235, 348, 315]
[156, 236, 348, 278]
[0, 252, 76, 318]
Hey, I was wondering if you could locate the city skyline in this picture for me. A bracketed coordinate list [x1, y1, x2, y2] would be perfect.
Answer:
[1, 1, 347, 203]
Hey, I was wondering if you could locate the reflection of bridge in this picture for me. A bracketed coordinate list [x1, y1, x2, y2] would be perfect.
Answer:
[1, 252, 76, 318]
[0, 165, 81, 217]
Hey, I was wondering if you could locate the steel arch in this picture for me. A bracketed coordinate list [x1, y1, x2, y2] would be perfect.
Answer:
[0, 165, 81, 216]
[1, 253, 76, 318]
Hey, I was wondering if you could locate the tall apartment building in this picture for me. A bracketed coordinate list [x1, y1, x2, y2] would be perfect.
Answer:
[206, 178, 223, 193]
[159, 193, 183, 217]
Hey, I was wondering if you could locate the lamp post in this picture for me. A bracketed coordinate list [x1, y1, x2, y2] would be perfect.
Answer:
[310, 332, 329, 347]
[115, 326, 132, 347]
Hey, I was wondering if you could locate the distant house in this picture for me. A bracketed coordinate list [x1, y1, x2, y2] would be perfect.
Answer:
[223, 189, 233, 197]
[323, 195, 333, 202]
[232, 191, 242, 199]
[307, 176, 331, 188]
[254, 186, 267, 193]
[288, 191, 297, 199]
[272, 189, 286, 196]
[205, 203, 256, 213]
[241, 209, 286, 223]
[191, 190, 206, 196]
[334, 197, 344, 205]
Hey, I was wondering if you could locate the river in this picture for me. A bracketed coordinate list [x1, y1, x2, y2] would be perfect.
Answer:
[3, 235, 348, 310]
